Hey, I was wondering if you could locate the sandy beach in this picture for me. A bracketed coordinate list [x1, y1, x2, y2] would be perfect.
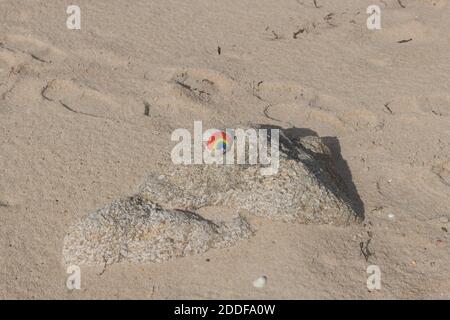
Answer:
[0, 0, 449, 299]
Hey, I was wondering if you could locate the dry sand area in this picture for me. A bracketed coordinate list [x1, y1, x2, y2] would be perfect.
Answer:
[1, 0, 450, 299]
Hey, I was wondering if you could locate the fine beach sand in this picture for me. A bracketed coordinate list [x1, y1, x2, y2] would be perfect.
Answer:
[1, 0, 449, 299]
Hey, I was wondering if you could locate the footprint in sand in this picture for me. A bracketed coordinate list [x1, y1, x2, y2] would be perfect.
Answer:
[41, 79, 124, 120]
[252, 81, 317, 105]
[0, 44, 49, 108]
[171, 68, 236, 104]
[385, 95, 450, 117]
[0, 34, 65, 64]
[142, 68, 244, 128]
[255, 81, 349, 135]
[143, 82, 215, 128]
[339, 109, 384, 133]
[73, 48, 131, 69]
[0, 34, 67, 106]
[265, 102, 349, 136]
[1, 77, 45, 111]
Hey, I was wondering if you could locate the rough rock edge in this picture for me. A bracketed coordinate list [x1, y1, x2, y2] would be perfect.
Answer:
[63, 195, 253, 266]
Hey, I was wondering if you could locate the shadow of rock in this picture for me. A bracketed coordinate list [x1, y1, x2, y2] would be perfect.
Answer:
[258, 124, 365, 221]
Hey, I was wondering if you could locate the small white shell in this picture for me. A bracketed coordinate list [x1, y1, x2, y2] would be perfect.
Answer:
[253, 275, 267, 288]
[439, 216, 449, 224]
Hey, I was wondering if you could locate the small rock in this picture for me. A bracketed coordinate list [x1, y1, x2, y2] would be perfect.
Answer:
[387, 213, 395, 220]
[253, 275, 267, 288]
[439, 217, 449, 224]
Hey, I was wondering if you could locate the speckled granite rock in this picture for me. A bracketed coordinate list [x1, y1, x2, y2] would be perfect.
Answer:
[63, 135, 359, 266]
[63, 195, 252, 266]
[140, 135, 359, 225]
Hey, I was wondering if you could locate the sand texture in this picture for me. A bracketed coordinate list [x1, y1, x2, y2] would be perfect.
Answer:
[1, 0, 450, 299]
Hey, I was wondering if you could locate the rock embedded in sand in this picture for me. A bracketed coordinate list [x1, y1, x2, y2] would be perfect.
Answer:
[63, 195, 253, 266]
[63, 135, 359, 266]
[140, 135, 359, 226]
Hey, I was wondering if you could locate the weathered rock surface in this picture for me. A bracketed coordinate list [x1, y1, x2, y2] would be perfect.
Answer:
[63, 135, 359, 266]
[140, 135, 358, 225]
[63, 195, 252, 266]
